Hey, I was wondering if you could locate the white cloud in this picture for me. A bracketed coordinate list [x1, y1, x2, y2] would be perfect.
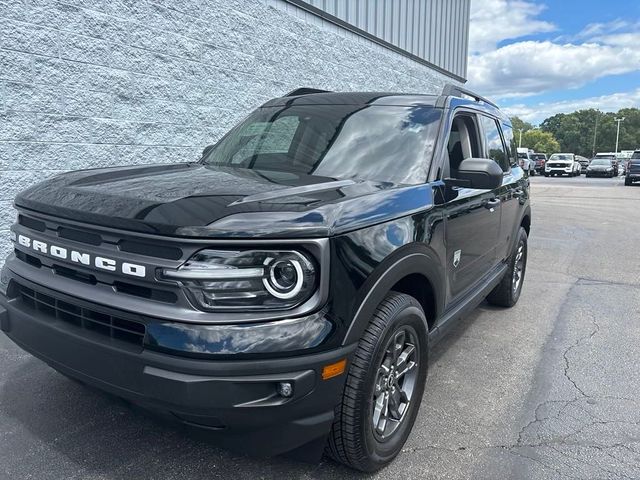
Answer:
[469, 0, 555, 54]
[503, 88, 640, 124]
[576, 19, 639, 40]
[467, 1, 640, 101]
[468, 38, 640, 99]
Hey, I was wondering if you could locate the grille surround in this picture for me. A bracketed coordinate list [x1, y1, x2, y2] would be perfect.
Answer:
[14, 283, 146, 350]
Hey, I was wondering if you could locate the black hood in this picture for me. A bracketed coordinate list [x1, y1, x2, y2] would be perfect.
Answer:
[15, 163, 433, 238]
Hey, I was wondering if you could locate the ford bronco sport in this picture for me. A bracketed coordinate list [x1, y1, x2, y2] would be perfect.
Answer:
[0, 85, 531, 472]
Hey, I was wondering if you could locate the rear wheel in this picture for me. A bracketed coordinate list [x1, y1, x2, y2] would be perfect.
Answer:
[625, 178, 631, 186]
[487, 227, 528, 307]
[326, 292, 429, 472]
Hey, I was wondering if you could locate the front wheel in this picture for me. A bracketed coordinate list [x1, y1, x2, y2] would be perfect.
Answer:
[326, 292, 429, 472]
[486, 227, 528, 307]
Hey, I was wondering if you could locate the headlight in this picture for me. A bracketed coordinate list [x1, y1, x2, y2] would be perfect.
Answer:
[606, 167, 613, 171]
[161, 249, 317, 311]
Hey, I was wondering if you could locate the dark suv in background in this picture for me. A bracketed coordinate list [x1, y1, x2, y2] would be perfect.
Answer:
[626, 150, 640, 186]
[531, 153, 547, 175]
[0, 85, 531, 472]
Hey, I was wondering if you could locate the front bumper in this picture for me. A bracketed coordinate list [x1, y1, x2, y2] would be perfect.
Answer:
[0, 275, 355, 457]
[586, 170, 613, 176]
[545, 168, 573, 175]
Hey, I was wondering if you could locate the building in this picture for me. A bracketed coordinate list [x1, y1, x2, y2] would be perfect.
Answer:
[0, 0, 471, 262]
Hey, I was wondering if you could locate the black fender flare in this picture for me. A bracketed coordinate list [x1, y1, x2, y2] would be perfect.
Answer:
[342, 244, 444, 346]
[513, 205, 532, 248]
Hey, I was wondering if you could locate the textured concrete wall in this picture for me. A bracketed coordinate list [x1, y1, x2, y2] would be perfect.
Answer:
[0, 0, 457, 263]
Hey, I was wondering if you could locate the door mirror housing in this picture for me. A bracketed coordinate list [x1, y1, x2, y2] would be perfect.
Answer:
[445, 158, 503, 190]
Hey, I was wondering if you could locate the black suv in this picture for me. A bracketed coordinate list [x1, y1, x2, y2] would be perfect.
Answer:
[0, 85, 531, 472]
[626, 150, 640, 186]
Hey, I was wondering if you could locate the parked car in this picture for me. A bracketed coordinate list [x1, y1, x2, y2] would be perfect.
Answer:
[625, 150, 640, 186]
[0, 85, 531, 472]
[577, 156, 590, 174]
[594, 153, 618, 176]
[517, 148, 535, 175]
[618, 162, 626, 176]
[545, 153, 580, 176]
[531, 153, 547, 174]
[586, 158, 615, 177]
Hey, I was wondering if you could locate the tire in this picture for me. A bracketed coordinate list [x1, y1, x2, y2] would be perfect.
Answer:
[625, 178, 632, 186]
[326, 292, 429, 472]
[544, 173, 549, 177]
[486, 227, 528, 308]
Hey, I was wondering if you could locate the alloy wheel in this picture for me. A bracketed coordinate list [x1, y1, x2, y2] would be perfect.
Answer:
[512, 242, 525, 293]
[372, 327, 419, 441]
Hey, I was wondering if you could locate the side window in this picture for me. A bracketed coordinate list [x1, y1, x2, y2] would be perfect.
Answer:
[501, 123, 517, 167]
[446, 114, 482, 177]
[480, 116, 510, 172]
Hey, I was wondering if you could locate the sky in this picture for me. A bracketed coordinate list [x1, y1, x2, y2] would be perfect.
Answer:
[466, 0, 640, 124]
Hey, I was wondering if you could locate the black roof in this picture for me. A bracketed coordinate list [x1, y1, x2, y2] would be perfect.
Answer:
[261, 91, 439, 107]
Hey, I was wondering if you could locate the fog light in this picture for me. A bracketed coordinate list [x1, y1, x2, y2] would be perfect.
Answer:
[277, 382, 293, 398]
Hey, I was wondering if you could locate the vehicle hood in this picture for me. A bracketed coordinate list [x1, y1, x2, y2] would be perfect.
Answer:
[15, 163, 432, 238]
[549, 159, 573, 165]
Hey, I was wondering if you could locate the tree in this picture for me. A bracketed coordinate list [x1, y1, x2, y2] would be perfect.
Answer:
[540, 108, 640, 157]
[510, 116, 534, 134]
[521, 129, 560, 154]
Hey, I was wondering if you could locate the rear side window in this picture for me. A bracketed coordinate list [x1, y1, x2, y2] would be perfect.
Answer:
[501, 123, 517, 167]
[480, 116, 509, 172]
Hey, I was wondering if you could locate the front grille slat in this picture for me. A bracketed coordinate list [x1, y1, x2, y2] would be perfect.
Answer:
[16, 283, 146, 349]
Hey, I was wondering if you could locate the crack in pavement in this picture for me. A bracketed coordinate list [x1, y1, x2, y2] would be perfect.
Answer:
[562, 306, 600, 398]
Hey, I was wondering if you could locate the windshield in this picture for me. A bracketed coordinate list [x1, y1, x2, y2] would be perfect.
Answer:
[517, 152, 528, 159]
[201, 104, 442, 185]
[632, 151, 640, 159]
[590, 159, 611, 166]
[550, 154, 572, 160]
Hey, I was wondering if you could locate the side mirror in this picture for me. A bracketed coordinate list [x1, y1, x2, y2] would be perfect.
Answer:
[445, 158, 503, 190]
[202, 144, 215, 158]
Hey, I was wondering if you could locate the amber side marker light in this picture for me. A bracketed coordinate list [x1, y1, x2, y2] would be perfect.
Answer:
[322, 359, 347, 380]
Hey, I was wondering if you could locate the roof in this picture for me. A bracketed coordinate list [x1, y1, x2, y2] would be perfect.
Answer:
[261, 91, 439, 108]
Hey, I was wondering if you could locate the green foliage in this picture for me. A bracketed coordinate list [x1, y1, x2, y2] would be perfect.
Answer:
[521, 129, 560, 154]
[510, 116, 534, 134]
[540, 108, 640, 157]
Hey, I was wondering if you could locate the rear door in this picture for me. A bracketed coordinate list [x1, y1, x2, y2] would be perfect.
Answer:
[479, 117, 523, 261]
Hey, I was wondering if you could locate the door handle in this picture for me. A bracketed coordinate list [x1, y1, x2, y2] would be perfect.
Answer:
[484, 198, 501, 209]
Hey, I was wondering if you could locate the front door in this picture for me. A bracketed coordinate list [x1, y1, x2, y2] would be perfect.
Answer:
[443, 113, 502, 305]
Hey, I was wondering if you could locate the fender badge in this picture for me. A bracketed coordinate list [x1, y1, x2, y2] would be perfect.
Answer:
[453, 250, 461, 268]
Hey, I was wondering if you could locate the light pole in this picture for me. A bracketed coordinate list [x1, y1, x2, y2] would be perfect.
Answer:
[615, 117, 625, 154]
[592, 114, 599, 157]
[518, 129, 523, 148]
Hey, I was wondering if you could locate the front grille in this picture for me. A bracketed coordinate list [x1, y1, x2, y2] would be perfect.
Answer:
[15, 283, 146, 348]
[548, 163, 568, 168]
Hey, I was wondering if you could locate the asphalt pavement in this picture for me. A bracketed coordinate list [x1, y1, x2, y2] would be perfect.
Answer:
[1, 174, 639, 479]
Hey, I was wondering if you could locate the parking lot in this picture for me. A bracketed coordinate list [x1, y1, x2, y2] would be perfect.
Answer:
[1, 175, 639, 480]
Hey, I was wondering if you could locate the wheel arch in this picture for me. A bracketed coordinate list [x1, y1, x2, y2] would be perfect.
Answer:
[342, 244, 444, 346]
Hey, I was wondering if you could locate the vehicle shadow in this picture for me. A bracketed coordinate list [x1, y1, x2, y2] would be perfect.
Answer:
[0, 357, 365, 480]
[0, 306, 483, 480]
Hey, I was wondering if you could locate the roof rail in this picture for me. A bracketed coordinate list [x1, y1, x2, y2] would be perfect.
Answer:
[440, 83, 499, 109]
[284, 87, 332, 97]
